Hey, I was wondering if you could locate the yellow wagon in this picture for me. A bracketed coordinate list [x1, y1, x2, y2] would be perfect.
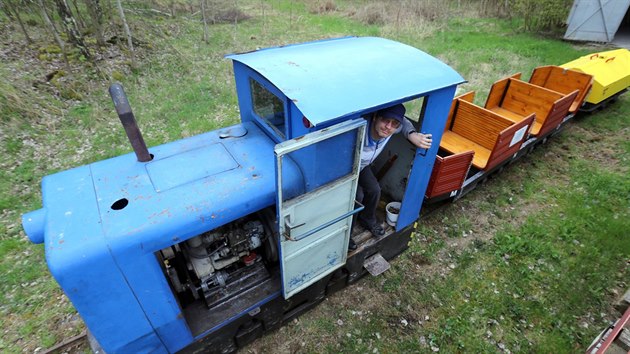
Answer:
[561, 48, 630, 110]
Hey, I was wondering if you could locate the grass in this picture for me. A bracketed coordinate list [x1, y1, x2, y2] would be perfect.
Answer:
[1, 0, 629, 352]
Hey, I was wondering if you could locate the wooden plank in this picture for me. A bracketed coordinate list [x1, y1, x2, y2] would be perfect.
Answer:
[456, 91, 475, 103]
[529, 66, 593, 114]
[501, 79, 563, 127]
[445, 98, 458, 132]
[485, 113, 534, 171]
[426, 151, 474, 198]
[528, 65, 552, 87]
[441, 131, 491, 169]
[485, 77, 510, 109]
[451, 100, 512, 150]
[485, 73, 522, 109]
[534, 89, 578, 137]
[488, 107, 527, 123]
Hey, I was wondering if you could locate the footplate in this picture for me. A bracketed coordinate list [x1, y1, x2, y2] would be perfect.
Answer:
[363, 253, 390, 276]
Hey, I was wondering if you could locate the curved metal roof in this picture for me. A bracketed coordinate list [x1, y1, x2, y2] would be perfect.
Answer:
[227, 36, 465, 126]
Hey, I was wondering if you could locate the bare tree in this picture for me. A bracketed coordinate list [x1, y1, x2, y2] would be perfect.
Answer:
[201, 0, 209, 42]
[104, 0, 112, 19]
[115, 0, 136, 67]
[4, 0, 33, 44]
[53, 0, 92, 59]
[84, 0, 106, 46]
[37, 0, 70, 67]
[70, 0, 87, 30]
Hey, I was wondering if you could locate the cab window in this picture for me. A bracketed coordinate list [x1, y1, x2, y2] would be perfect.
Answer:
[250, 78, 286, 139]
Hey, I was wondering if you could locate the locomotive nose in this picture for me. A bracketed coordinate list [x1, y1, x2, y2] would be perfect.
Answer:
[22, 208, 46, 244]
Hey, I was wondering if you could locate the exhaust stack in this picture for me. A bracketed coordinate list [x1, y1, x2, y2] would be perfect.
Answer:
[109, 83, 152, 162]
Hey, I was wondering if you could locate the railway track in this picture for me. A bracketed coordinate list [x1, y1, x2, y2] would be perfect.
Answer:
[41, 331, 87, 354]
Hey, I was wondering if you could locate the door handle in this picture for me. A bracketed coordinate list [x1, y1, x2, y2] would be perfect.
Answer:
[285, 201, 365, 242]
[283, 216, 305, 241]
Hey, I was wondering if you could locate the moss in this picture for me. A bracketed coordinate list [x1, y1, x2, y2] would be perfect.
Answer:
[111, 70, 125, 82]
[39, 45, 62, 54]
[60, 87, 83, 101]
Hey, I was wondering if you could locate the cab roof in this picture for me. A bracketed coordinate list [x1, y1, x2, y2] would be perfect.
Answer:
[227, 36, 465, 126]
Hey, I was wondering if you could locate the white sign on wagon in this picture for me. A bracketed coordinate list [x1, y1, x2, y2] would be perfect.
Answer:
[510, 125, 529, 147]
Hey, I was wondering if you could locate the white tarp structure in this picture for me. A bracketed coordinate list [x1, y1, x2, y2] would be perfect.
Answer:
[564, 0, 630, 42]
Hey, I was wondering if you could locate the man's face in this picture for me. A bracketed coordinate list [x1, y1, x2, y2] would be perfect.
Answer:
[371, 115, 401, 140]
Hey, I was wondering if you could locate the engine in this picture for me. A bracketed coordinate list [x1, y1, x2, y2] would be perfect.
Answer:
[159, 215, 276, 308]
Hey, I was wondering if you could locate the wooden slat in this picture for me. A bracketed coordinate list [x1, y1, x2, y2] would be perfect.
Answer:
[534, 89, 578, 137]
[488, 107, 526, 123]
[446, 92, 477, 131]
[501, 79, 563, 127]
[451, 101, 512, 150]
[529, 66, 593, 114]
[441, 131, 491, 169]
[485, 113, 535, 171]
[445, 98, 458, 132]
[485, 73, 522, 109]
[426, 151, 474, 198]
[456, 91, 475, 103]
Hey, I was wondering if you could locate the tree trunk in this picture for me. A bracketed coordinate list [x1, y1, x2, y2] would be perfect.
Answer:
[84, 0, 106, 46]
[104, 0, 113, 20]
[70, 0, 87, 30]
[233, 0, 238, 36]
[200, 0, 208, 42]
[53, 0, 92, 59]
[115, 0, 136, 67]
[5, 0, 33, 44]
[37, 0, 70, 67]
[209, 0, 215, 24]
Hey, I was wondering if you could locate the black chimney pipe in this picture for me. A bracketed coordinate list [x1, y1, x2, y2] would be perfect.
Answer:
[109, 83, 152, 162]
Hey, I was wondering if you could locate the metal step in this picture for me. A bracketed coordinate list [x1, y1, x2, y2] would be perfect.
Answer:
[363, 253, 390, 276]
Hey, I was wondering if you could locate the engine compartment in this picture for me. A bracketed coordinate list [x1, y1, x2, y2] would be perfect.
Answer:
[158, 210, 279, 311]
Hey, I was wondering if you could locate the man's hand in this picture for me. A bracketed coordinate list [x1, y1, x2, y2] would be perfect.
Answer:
[409, 132, 432, 150]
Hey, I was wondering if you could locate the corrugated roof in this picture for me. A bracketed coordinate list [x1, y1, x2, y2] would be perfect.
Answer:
[227, 37, 465, 126]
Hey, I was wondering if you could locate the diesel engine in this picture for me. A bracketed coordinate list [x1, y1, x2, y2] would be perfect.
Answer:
[159, 214, 277, 308]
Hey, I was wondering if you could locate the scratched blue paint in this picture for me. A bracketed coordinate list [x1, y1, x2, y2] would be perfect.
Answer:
[22, 122, 304, 353]
[23, 36, 464, 352]
[327, 252, 339, 266]
[288, 251, 340, 288]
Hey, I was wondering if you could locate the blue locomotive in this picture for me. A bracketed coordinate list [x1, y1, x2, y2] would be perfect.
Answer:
[22, 37, 464, 353]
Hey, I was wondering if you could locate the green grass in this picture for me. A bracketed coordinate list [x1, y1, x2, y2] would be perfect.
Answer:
[418, 161, 629, 353]
[1, 0, 629, 352]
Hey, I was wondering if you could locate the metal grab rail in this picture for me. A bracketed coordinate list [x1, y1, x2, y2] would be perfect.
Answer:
[285, 201, 364, 242]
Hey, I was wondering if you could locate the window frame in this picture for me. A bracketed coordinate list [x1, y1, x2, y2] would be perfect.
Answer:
[248, 75, 288, 142]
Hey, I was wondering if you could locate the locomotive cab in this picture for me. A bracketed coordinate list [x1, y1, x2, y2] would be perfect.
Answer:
[22, 37, 464, 353]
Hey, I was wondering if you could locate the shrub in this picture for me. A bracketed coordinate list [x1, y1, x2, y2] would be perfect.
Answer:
[512, 0, 573, 32]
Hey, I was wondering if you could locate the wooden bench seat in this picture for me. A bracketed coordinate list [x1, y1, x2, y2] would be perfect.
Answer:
[440, 97, 534, 171]
[485, 77, 578, 137]
[528, 66, 593, 114]
[441, 131, 490, 169]
[490, 107, 543, 136]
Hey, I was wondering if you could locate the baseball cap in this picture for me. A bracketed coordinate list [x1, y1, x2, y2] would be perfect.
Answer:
[377, 104, 406, 123]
